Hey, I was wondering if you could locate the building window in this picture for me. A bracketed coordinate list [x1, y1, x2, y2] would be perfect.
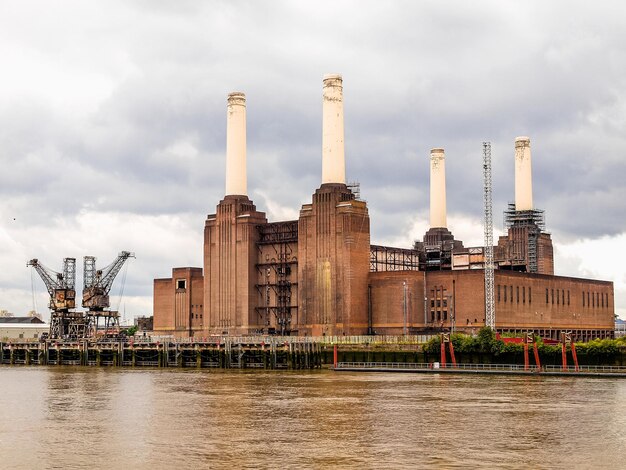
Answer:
[516, 286, 519, 304]
[587, 292, 590, 308]
[567, 290, 570, 306]
[510, 286, 513, 303]
[546, 288, 549, 304]
[497, 285, 501, 302]
[523, 286, 526, 304]
[529, 287, 532, 304]
[176, 279, 187, 290]
[551, 289, 554, 304]
[504, 286, 507, 303]
[562, 290, 565, 306]
[591, 292, 594, 308]
[556, 289, 559, 305]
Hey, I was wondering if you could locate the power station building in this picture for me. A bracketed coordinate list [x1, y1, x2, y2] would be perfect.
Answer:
[153, 75, 614, 341]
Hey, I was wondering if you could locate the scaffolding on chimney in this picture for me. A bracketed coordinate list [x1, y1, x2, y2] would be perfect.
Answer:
[347, 181, 362, 201]
[503, 203, 545, 273]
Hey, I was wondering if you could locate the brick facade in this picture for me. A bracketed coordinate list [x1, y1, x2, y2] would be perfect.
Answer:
[154, 192, 613, 342]
[153, 267, 203, 337]
[297, 183, 370, 335]
[204, 195, 267, 335]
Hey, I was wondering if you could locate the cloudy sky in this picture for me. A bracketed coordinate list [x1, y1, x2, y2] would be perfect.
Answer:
[1, 0, 625, 321]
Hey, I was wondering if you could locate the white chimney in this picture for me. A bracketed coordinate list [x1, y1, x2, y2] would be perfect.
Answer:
[322, 74, 346, 185]
[225, 92, 247, 196]
[514, 136, 533, 211]
[429, 148, 447, 228]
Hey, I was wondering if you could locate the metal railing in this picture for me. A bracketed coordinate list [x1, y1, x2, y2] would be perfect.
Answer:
[1, 334, 436, 347]
[138, 335, 435, 346]
[335, 362, 626, 374]
[544, 364, 626, 374]
[335, 362, 539, 372]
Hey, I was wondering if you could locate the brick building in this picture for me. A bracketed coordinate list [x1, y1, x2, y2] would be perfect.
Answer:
[153, 76, 614, 341]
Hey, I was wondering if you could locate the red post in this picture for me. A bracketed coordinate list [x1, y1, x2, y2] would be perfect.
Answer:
[440, 341, 446, 367]
[562, 343, 568, 371]
[448, 341, 457, 367]
[333, 344, 338, 369]
[571, 343, 579, 372]
[533, 342, 541, 369]
[523, 342, 529, 371]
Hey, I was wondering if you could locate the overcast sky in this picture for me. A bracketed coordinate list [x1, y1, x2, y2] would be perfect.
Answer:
[1, 0, 624, 321]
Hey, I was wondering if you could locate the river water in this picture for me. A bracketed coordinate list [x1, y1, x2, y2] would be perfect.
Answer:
[0, 367, 624, 469]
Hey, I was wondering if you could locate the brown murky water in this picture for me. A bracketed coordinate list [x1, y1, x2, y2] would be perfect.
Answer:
[0, 367, 624, 469]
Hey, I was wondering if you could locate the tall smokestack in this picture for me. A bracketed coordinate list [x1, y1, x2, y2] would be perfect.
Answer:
[322, 74, 346, 184]
[225, 92, 247, 196]
[514, 136, 533, 211]
[429, 148, 447, 228]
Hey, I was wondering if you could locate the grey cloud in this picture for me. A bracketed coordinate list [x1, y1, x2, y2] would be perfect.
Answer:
[1, 0, 625, 316]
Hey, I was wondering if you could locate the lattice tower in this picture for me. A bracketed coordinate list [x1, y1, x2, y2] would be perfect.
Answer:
[483, 142, 495, 329]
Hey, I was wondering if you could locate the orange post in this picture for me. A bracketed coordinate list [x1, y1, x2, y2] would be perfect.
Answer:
[333, 344, 338, 369]
[562, 343, 568, 371]
[571, 342, 579, 372]
[533, 342, 541, 369]
[440, 341, 446, 367]
[448, 341, 457, 367]
[523, 342, 529, 371]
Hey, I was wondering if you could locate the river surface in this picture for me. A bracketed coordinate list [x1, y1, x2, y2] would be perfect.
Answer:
[0, 367, 625, 469]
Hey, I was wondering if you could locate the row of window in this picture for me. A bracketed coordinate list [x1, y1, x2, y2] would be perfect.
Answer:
[582, 291, 609, 309]
[430, 286, 448, 323]
[497, 285, 533, 304]
[545, 288, 570, 306]
[497, 284, 610, 309]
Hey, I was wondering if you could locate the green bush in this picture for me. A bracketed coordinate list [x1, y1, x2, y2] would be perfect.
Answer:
[123, 325, 139, 336]
[425, 330, 623, 365]
[575, 339, 618, 358]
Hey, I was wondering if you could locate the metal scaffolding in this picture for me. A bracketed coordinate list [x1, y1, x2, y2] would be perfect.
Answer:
[370, 245, 420, 272]
[347, 181, 362, 201]
[483, 142, 495, 330]
[255, 221, 299, 334]
[503, 203, 545, 273]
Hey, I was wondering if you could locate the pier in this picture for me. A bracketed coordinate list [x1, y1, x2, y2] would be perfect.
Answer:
[0, 337, 323, 370]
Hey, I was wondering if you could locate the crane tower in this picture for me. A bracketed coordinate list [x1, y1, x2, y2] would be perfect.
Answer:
[27, 257, 86, 339]
[483, 142, 495, 329]
[83, 251, 135, 337]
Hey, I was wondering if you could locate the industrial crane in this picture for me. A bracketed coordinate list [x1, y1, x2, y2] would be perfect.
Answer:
[82, 251, 135, 337]
[27, 257, 86, 339]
